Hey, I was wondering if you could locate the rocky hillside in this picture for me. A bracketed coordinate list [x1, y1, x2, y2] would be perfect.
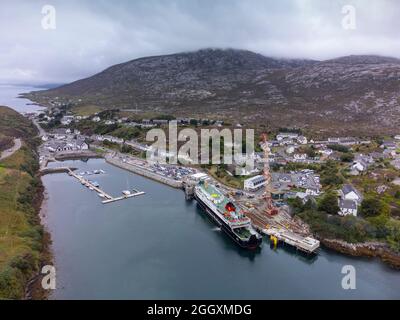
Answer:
[25, 49, 400, 135]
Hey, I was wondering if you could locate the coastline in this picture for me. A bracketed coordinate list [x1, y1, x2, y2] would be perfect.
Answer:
[102, 154, 400, 270]
[321, 238, 400, 270]
[24, 175, 53, 300]
[105, 155, 183, 189]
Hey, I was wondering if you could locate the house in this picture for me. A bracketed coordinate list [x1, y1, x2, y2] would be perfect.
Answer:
[318, 148, 333, 156]
[105, 120, 116, 125]
[276, 173, 292, 183]
[153, 119, 169, 125]
[61, 116, 74, 125]
[286, 146, 295, 154]
[244, 175, 266, 192]
[381, 140, 397, 150]
[340, 184, 362, 204]
[92, 116, 101, 122]
[383, 149, 396, 159]
[394, 135, 400, 140]
[338, 199, 358, 216]
[297, 136, 308, 145]
[351, 159, 369, 174]
[294, 153, 307, 161]
[75, 140, 89, 150]
[277, 132, 299, 141]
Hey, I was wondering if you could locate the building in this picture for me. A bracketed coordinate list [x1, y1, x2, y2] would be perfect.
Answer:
[297, 136, 308, 145]
[381, 141, 397, 150]
[340, 184, 362, 204]
[277, 132, 299, 141]
[338, 199, 358, 216]
[244, 175, 266, 192]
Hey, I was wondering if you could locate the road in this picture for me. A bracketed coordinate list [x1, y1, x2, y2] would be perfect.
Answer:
[32, 119, 46, 137]
[0, 138, 22, 161]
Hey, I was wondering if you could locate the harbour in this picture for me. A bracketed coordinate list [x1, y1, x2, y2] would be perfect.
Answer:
[67, 167, 145, 204]
[42, 158, 400, 299]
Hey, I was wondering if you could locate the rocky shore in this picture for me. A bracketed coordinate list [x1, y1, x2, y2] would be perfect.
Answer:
[321, 239, 400, 269]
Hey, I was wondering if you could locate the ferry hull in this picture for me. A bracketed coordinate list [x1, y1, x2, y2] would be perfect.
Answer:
[195, 194, 262, 250]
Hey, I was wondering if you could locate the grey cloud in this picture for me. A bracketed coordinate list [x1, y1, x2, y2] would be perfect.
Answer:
[1, 0, 399, 84]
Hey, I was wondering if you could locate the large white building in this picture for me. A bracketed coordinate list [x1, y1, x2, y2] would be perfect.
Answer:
[244, 175, 266, 192]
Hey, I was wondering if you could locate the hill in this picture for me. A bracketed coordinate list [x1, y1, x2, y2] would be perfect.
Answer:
[24, 49, 400, 135]
[0, 107, 45, 299]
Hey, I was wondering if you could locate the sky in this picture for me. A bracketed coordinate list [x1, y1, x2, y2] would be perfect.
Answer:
[1, 0, 399, 85]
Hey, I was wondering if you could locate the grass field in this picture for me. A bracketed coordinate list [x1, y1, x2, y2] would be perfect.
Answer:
[0, 107, 44, 300]
[71, 104, 103, 116]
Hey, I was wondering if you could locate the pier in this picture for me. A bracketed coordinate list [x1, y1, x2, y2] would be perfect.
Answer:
[67, 168, 145, 204]
[262, 227, 320, 254]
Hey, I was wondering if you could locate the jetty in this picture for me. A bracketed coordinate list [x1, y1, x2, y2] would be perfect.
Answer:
[67, 168, 145, 204]
[262, 227, 320, 254]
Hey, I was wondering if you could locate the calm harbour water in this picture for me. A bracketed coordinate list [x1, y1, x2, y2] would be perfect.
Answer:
[43, 159, 400, 299]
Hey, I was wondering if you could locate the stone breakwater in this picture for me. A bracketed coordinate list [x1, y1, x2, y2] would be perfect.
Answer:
[105, 155, 183, 189]
[322, 239, 400, 269]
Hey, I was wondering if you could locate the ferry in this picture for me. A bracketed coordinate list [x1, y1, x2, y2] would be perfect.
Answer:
[194, 180, 262, 250]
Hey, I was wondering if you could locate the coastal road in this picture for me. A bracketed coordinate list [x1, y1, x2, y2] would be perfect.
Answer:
[32, 119, 46, 137]
[0, 138, 22, 161]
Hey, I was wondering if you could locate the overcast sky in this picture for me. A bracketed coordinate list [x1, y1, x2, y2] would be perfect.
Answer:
[1, 0, 399, 85]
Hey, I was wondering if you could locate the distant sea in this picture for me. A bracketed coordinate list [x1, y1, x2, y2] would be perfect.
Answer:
[0, 84, 49, 113]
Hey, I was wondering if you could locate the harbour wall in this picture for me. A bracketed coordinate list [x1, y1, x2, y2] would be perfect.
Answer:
[105, 156, 183, 189]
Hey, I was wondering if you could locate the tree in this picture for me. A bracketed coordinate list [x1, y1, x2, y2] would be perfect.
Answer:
[341, 153, 354, 162]
[360, 197, 389, 218]
[318, 192, 339, 215]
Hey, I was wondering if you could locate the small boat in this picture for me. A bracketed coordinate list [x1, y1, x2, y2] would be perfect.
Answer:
[94, 170, 100, 174]
[92, 181, 100, 188]
[89, 187, 94, 191]
[122, 190, 131, 196]
[98, 193, 106, 198]
[99, 170, 105, 174]
[79, 172, 85, 176]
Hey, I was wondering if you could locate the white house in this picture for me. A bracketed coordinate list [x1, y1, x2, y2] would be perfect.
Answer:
[351, 161, 367, 173]
[297, 136, 308, 145]
[286, 146, 295, 154]
[244, 175, 266, 192]
[277, 132, 299, 141]
[340, 184, 362, 204]
[294, 153, 307, 161]
[338, 199, 358, 216]
[92, 116, 101, 122]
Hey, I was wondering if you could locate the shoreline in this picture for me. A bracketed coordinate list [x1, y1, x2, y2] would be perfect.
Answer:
[24, 177, 53, 300]
[105, 155, 183, 189]
[103, 154, 400, 270]
[321, 238, 400, 270]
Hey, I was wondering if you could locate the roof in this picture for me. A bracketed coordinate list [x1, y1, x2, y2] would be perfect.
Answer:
[342, 184, 359, 196]
[245, 175, 265, 184]
[339, 199, 357, 210]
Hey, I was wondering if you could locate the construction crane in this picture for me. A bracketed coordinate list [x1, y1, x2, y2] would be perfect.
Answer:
[261, 133, 278, 216]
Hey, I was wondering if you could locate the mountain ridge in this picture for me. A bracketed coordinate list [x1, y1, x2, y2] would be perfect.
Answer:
[25, 48, 400, 134]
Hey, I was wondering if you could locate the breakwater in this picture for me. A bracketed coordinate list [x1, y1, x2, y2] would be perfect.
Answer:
[105, 155, 182, 189]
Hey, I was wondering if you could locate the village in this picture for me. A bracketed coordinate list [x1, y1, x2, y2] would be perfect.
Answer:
[24, 105, 400, 254]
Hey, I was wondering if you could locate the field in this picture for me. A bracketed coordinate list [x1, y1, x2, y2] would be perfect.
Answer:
[0, 106, 45, 300]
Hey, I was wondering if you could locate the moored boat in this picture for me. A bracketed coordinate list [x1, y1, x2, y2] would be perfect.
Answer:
[194, 180, 262, 250]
